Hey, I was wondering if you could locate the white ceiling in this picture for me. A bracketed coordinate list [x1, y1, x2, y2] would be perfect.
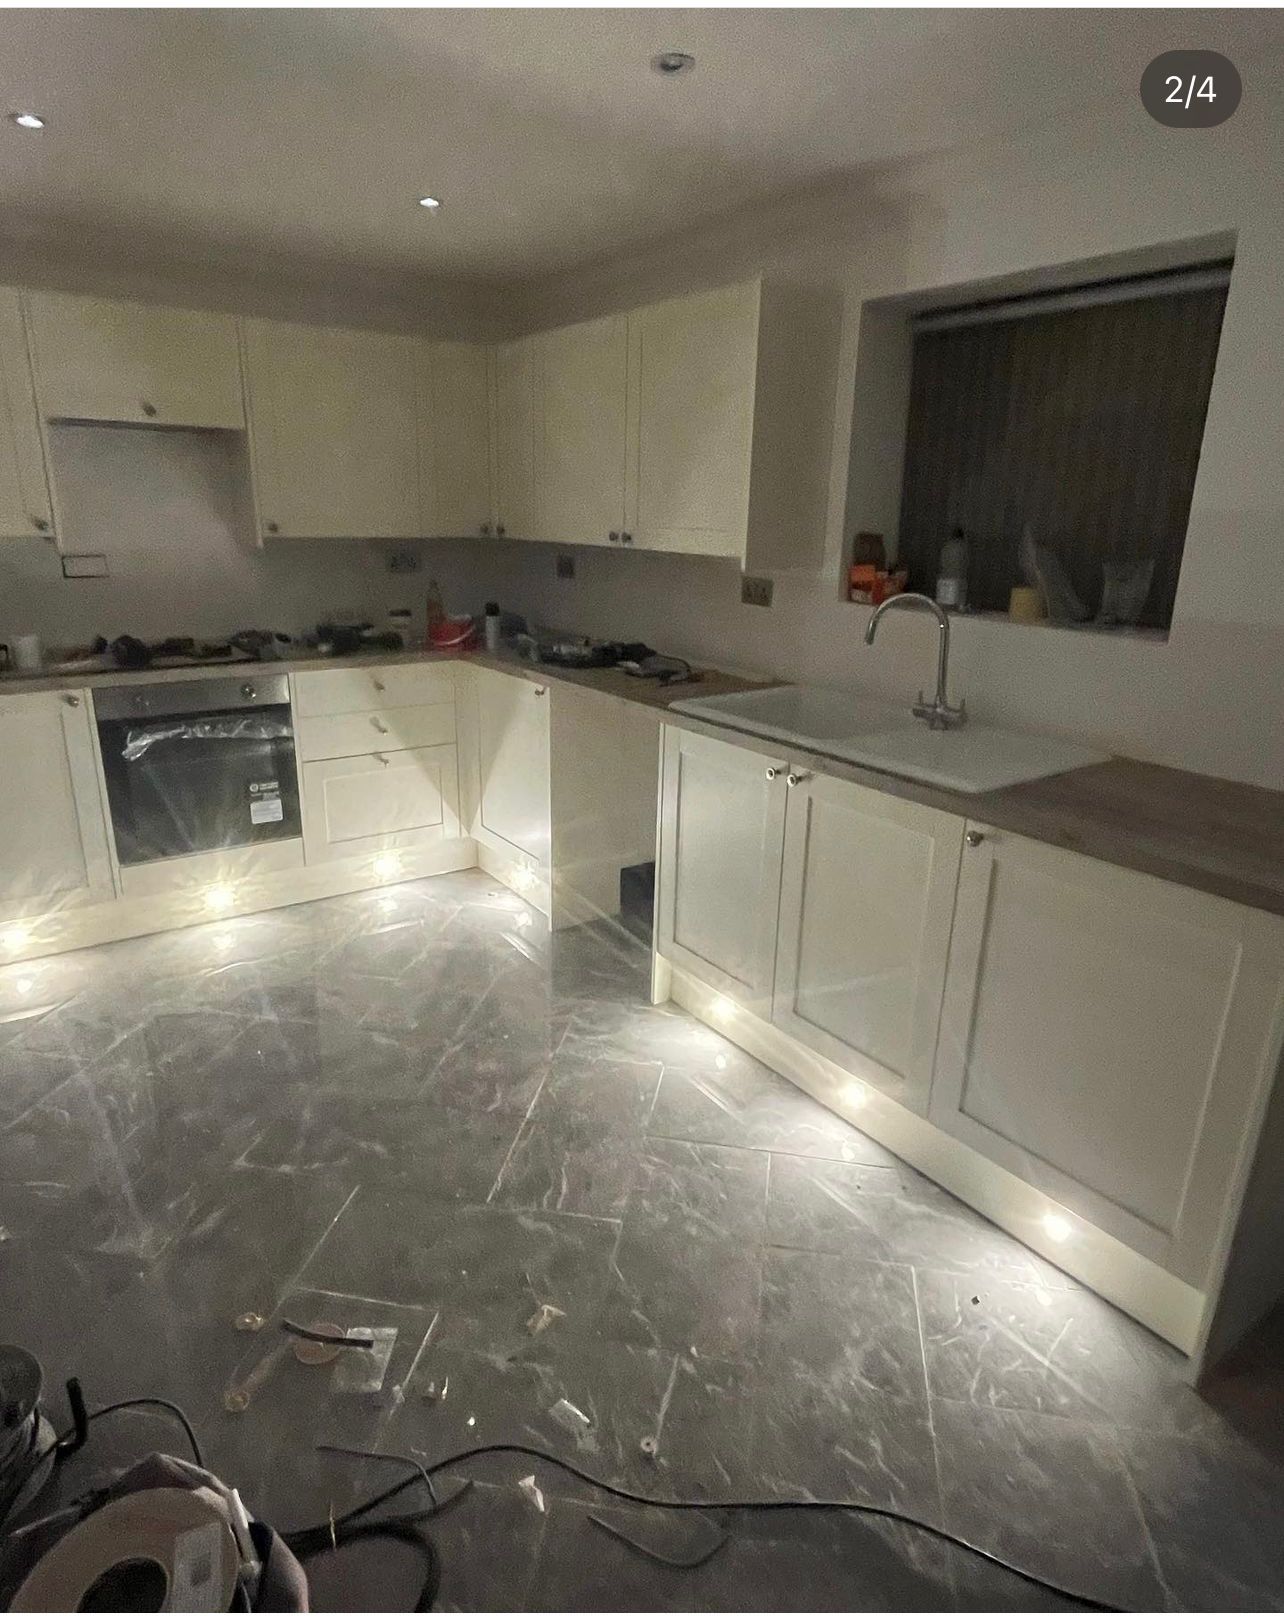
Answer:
[1, 8, 1281, 286]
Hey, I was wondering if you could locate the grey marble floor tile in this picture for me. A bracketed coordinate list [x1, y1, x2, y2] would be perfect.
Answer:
[534, 1042, 664, 1129]
[760, 1247, 926, 1399]
[768, 1152, 1077, 1285]
[931, 1397, 1167, 1609]
[0, 1240, 145, 1383]
[1124, 1426, 1284, 1609]
[563, 997, 738, 1068]
[748, 1362, 940, 1519]
[628, 1137, 770, 1242]
[319, 908, 453, 981]
[355, 944, 500, 1046]
[0, 1043, 80, 1125]
[303, 1188, 621, 1350]
[384, 1478, 548, 1612]
[595, 1219, 764, 1362]
[523, 1500, 719, 1611]
[199, 1286, 438, 1530]
[389, 1334, 754, 1505]
[490, 1117, 644, 1219]
[202, 1014, 433, 1102]
[917, 1267, 1211, 1435]
[649, 1054, 900, 1163]
[62, 1170, 360, 1411]
[238, 1096, 518, 1200]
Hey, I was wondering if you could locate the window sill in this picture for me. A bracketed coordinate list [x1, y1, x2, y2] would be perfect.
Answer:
[843, 598, 1169, 643]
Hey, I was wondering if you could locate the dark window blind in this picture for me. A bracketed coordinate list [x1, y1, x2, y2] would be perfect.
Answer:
[896, 266, 1229, 629]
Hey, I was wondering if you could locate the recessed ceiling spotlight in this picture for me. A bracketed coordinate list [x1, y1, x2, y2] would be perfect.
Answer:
[417, 195, 442, 211]
[9, 112, 46, 131]
[651, 51, 695, 77]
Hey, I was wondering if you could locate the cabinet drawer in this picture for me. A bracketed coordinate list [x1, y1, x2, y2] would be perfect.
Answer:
[293, 664, 455, 717]
[297, 704, 455, 762]
[302, 744, 461, 862]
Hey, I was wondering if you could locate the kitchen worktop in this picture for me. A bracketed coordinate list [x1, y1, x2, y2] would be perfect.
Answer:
[4, 646, 1280, 917]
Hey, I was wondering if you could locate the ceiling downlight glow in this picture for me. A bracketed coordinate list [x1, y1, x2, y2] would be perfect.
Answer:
[650, 51, 695, 77]
[417, 195, 442, 211]
[9, 112, 46, 130]
[1041, 1210, 1074, 1244]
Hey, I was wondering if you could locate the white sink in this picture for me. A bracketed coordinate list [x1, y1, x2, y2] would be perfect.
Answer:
[670, 684, 904, 747]
[669, 685, 1107, 793]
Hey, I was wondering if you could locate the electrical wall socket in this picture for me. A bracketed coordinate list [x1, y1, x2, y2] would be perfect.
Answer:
[556, 553, 576, 580]
[740, 574, 774, 608]
[387, 548, 421, 574]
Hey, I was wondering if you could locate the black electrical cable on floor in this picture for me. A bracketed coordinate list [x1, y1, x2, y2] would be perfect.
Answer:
[309, 1439, 1124, 1613]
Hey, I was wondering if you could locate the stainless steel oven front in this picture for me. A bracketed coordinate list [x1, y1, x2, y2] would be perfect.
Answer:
[95, 674, 301, 866]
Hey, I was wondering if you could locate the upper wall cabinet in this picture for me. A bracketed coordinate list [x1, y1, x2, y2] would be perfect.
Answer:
[242, 319, 421, 541]
[491, 336, 538, 541]
[536, 312, 629, 547]
[0, 288, 54, 540]
[24, 292, 244, 429]
[418, 341, 492, 540]
[628, 280, 838, 569]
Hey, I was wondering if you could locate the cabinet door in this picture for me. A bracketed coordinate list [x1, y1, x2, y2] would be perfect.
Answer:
[242, 319, 420, 539]
[0, 290, 53, 539]
[302, 744, 460, 862]
[0, 691, 114, 922]
[931, 824, 1284, 1281]
[627, 281, 758, 557]
[491, 337, 538, 540]
[537, 314, 628, 546]
[656, 726, 787, 1009]
[773, 773, 963, 1115]
[474, 667, 550, 866]
[419, 341, 492, 538]
[25, 291, 243, 428]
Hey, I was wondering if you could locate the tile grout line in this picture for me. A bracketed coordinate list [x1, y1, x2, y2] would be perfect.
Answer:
[1117, 1443, 1179, 1609]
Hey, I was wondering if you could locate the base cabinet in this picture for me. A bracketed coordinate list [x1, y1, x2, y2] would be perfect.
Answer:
[930, 824, 1284, 1281]
[0, 690, 114, 922]
[656, 727, 788, 1009]
[773, 771, 963, 1116]
[473, 665, 550, 866]
[302, 745, 460, 861]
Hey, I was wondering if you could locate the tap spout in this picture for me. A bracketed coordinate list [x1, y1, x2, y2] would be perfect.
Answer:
[863, 592, 966, 730]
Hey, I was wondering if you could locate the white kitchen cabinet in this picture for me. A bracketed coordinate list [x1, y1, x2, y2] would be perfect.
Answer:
[473, 664, 550, 865]
[536, 313, 628, 546]
[626, 279, 837, 567]
[419, 341, 492, 538]
[931, 823, 1284, 1281]
[302, 745, 461, 862]
[241, 318, 420, 540]
[0, 289, 54, 540]
[773, 771, 963, 1116]
[491, 336, 538, 541]
[0, 690, 114, 923]
[25, 291, 244, 428]
[656, 727, 788, 1009]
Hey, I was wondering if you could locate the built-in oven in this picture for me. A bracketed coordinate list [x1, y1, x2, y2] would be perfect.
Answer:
[95, 674, 301, 866]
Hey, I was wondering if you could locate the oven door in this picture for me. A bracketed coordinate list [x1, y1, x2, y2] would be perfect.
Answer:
[98, 704, 302, 866]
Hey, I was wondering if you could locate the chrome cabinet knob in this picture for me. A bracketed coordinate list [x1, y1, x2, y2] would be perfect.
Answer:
[533, 685, 547, 697]
[965, 829, 985, 847]
[481, 523, 492, 537]
[240, 683, 257, 700]
[764, 766, 779, 780]
[62, 693, 81, 707]
[496, 523, 506, 537]
[608, 531, 619, 543]
[140, 400, 158, 418]
[373, 678, 386, 692]
[786, 772, 811, 787]
[621, 531, 633, 546]
[265, 521, 280, 535]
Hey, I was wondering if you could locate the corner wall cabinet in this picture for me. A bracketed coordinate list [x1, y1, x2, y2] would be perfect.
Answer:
[535, 312, 629, 547]
[0, 287, 54, 540]
[25, 291, 244, 429]
[0, 689, 114, 924]
[418, 341, 493, 538]
[241, 319, 422, 540]
[490, 337, 539, 541]
[656, 721, 1284, 1358]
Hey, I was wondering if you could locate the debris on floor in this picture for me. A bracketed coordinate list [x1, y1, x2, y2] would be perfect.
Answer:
[329, 1326, 397, 1396]
[525, 1303, 565, 1337]
[517, 1474, 546, 1513]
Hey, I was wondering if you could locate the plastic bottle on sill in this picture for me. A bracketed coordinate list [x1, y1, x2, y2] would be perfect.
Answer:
[483, 601, 502, 653]
[936, 527, 970, 612]
[425, 578, 445, 637]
